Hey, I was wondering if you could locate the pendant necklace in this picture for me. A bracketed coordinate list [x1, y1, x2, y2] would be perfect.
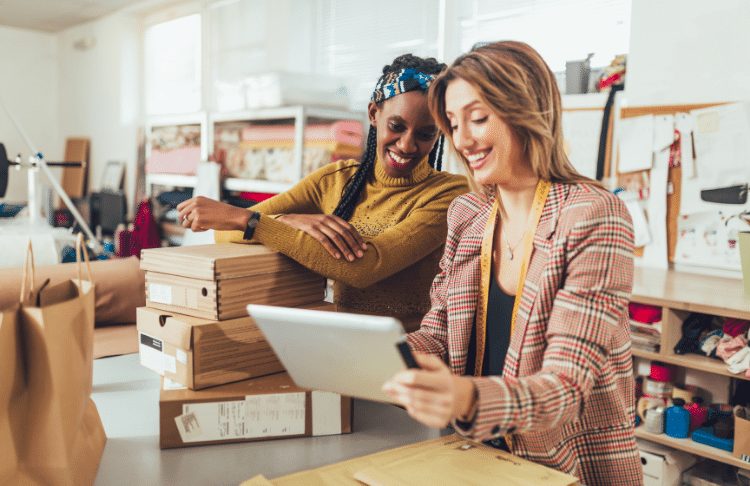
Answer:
[501, 226, 528, 260]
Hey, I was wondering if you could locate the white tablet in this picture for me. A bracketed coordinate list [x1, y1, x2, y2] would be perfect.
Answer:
[246, 304, 418, 403]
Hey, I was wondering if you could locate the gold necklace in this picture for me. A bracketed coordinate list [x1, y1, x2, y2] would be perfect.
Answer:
[500, 226, 527, 260]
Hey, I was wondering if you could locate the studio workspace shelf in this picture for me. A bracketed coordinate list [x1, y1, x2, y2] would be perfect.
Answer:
[145, 105, 366, 198]
[630, 266, 750, 470]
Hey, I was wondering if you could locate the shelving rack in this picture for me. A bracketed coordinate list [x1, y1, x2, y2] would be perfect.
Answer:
[631, 265, 750, 470]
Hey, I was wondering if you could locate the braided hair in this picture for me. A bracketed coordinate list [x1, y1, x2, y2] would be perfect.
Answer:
[332, 54, 447, 221]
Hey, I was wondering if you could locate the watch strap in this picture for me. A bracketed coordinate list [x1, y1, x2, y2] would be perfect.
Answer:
[243, 211, 261, 240]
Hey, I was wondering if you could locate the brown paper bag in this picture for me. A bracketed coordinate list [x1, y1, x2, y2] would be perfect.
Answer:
[0, 234, 107, 485]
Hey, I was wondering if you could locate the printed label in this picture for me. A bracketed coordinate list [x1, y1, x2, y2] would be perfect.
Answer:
[175, 411, 203, 442]
[176, 392, 305, 443]
[149, 283, 172, 305]
[312, 391, 341, 436]
[164, 353, 177, 374]
[163, 377, 187, 390]
[176, 349, 188, 365]
[139, 332, 165, 375]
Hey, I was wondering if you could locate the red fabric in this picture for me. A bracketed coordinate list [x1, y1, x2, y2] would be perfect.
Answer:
[238, 192, 276, 203]
[629, 302, 662, 323]
[723, 318, 750, 338]
[130, 199, 162, 258]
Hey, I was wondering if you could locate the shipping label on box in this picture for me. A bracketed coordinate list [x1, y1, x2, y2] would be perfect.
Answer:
[145, 270, 326, 320]
[160, 372, 352, 449]
[137, 302, 336, 389]
[137, 306, 284, 389]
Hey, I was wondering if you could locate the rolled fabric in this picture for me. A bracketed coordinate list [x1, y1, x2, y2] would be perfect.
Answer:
[0, 255, 145, 325]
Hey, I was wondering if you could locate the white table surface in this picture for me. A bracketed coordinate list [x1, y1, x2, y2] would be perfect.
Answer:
[91, 353, 449, 486]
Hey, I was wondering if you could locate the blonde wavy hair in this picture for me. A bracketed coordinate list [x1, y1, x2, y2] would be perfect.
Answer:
[428, 40, 598, 197]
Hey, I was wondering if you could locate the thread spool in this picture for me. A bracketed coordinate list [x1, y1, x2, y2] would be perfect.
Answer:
[643, 376, 673, 399]
[644, 406, 666, 434]
[672, 384, 700, 404]
[649, 361, 675, 382]
[638, 396, 670, 421]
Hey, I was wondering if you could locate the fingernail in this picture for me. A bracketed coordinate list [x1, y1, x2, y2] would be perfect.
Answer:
[347, 254, 354, 262]
[361, 243, 368, 250]
[357, 251, 363, 258]
[334, 253, 341, 259]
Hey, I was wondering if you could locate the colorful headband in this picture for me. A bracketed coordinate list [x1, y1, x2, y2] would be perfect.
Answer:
[371, 68, 435, 103]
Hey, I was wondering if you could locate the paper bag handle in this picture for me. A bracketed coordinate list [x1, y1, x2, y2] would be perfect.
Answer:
[75, 233, 93, 285]
[20, 238, 35, 303]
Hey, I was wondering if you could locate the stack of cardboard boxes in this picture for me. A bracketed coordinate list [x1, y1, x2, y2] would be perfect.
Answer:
[136, 243, 352, 449]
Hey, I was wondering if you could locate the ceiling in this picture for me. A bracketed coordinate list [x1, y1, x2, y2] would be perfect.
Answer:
[0, 0, 164, 33]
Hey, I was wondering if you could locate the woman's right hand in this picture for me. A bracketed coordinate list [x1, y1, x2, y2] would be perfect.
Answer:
[276, 214, 367, 261]
[176, 196, 251, 232]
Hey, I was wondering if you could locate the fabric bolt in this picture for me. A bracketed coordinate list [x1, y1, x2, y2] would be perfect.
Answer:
[716, 335, 748, 361]
[407, 183, 642, 485]
[724, 318, 750, 338]
[628, 302, 662, 323]
[700, 330, 725, 356]
[215, 157, 469, 325]
[727, 346, 750, 374]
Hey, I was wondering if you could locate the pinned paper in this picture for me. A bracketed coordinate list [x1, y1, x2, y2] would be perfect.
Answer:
[653, 114, 675, 152]
[618, 115, 654, 173]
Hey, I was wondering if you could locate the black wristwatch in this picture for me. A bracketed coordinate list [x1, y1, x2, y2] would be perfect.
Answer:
[243, 211, 261, 240]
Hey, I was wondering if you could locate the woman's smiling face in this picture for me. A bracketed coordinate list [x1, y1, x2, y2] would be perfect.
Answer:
[444, 77, 527, 187]
[368, 90, 440, 178]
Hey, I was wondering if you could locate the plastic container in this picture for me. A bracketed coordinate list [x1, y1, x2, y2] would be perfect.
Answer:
[665, 398, 691, 439]
[644, 405, 666, 434]
[691, 427, 734, 452]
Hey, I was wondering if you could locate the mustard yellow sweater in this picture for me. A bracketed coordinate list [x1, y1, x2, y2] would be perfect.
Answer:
[215, 157, 469, 322]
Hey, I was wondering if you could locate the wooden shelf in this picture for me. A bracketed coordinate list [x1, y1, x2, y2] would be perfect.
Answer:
[635, 426, 749, 470]
[631, 266, 750, 470]
[632, 266, 750, 320]
[631, 348, 749, 381]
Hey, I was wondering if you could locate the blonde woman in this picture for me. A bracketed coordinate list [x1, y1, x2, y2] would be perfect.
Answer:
[383, 41, 642, 485]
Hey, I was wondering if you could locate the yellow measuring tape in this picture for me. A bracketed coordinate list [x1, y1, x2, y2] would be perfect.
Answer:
[473, 179, 551, 377]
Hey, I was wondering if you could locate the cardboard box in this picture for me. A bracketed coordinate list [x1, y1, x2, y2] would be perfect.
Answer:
[159, 371, 352, 449]
[140, 243, 327, 320]
[637, 439, 697, 486]
[140, 243, 306, 280]
[137, 301, 336, 390]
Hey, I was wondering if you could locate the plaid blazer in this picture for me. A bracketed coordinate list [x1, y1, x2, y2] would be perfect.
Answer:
[407, 182, 643, 486]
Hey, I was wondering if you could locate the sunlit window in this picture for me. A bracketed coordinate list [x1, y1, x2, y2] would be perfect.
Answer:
[458, 0, 631, 72]
[144, 13, 202, 115]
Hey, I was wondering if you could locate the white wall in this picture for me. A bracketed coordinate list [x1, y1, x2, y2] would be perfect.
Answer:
[57, 12, 142, 219]
[0, 26, 59, 203]
[626, 0, 750, 106]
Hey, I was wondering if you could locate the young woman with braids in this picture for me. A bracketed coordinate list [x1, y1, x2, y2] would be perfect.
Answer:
[176, 54, 470, 331]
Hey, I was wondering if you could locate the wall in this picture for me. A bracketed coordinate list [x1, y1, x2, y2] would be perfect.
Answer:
[0, 26, 59, 204]
[57, 12, 142, 219]
[626, 0, 750, 403]
[626, 0, 750, 106]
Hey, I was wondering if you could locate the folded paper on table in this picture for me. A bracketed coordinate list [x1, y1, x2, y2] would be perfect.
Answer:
[239, 434, 578, 486]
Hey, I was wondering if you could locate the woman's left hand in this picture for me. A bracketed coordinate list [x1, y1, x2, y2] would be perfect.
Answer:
[382, 353, 477, 429]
